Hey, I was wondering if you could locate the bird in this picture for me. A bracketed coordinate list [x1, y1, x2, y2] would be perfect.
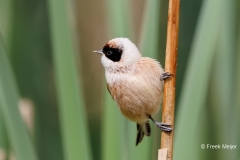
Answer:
[94, 38, 173, 146]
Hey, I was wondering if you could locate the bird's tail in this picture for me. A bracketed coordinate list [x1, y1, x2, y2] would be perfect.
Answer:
[136, 122, 151, 146]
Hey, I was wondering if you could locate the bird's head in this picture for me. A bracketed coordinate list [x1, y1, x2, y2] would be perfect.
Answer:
[94, 38, 142, 69]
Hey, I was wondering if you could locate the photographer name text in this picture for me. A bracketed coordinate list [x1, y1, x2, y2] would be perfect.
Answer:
[201, 144, 237, 150]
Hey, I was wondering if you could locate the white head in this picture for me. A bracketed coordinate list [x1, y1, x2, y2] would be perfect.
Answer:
[94, 38, 142, 70]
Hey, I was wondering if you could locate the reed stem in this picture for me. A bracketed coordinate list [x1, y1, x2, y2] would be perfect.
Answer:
[160, 0, 180, 159]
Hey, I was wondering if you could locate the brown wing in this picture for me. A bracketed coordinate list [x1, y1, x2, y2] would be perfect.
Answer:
[107, 83, 115, 100]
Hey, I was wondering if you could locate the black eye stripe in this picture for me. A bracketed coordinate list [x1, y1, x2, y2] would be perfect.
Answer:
[102, 45, 123, 62]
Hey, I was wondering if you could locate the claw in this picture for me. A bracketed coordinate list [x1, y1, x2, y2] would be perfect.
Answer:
[155, 122, 173, 132]
[148, 115, 173, 132]
[156, 122, 171, 126]
[161, 72, 173, 81]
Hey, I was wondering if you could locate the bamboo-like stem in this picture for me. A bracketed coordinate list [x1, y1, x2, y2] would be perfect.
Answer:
[160, 0, 180, 159]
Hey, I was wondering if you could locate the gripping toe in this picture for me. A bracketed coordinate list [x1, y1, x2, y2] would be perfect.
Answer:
[161, 72, 173, 81]
[155, 122, 173, 132]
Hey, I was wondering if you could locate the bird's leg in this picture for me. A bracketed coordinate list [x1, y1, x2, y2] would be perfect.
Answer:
[161, 72, 173, 81]
[148, 115, 173, 132]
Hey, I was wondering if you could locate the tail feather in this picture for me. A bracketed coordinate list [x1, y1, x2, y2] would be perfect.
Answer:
[136, 122, 151, 146]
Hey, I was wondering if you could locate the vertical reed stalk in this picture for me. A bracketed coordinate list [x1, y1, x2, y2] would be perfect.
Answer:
[160, 0, 180, 159]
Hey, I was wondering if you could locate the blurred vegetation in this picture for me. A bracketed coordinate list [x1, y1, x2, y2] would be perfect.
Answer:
[0, 0, 239, 160]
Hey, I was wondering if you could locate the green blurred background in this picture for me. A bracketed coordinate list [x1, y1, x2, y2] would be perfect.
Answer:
[0, 0, 239, 160]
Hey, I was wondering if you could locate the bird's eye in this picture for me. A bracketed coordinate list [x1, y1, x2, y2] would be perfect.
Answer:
[107, 50, 112, 55]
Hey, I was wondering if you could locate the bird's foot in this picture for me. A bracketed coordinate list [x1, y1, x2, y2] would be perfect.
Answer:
[148, 115, 173, 132]
[161, 72, 173, 81]
[155, 122, 173, 132]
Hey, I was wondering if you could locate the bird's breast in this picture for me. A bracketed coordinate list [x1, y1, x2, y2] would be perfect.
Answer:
[105, 57, 164, 123]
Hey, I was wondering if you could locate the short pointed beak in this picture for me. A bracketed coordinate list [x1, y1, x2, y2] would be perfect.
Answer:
[93, 50, 103, 54]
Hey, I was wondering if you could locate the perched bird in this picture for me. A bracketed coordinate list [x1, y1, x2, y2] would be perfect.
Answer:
[94, 38, 172, 145]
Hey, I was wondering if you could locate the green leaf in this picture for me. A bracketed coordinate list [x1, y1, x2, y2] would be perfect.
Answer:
[0, 34, 38, 160]
[209, 1, 236, 159]
[174, 0, 224, 159]
[47, 0, 92, 160]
